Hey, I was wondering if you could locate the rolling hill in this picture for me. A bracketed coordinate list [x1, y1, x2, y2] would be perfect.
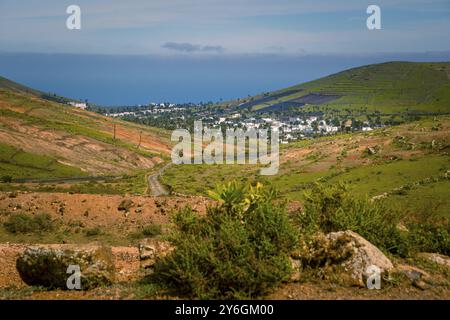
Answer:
[225, 61, 450, 114]
[0, 79, 172, 183]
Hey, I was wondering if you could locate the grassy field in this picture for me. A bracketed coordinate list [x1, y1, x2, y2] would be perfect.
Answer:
[0, 143, 86, 179]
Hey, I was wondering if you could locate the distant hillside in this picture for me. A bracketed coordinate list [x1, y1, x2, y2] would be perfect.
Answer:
[0, 83, 171, 180]
[225, 61, 450, 114]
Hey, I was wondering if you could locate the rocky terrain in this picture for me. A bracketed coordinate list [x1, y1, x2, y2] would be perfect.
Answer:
[0, 236, 449, 300]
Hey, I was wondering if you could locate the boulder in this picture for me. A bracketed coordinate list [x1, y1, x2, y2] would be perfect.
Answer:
[138, 239, 173, 270]
[325, 230, 394, 286]
[118, 199, 134, 212]
[16, 245, 115, 290]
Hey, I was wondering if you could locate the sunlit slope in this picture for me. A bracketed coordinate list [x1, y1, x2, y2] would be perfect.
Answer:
[0, 87, 172, 179]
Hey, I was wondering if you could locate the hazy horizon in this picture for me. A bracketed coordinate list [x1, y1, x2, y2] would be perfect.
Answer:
[1, 51, 450, 106]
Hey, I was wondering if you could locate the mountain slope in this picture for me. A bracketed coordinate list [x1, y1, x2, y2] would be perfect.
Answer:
[226, 61, 450, 114]
[0, 85, 172, 180]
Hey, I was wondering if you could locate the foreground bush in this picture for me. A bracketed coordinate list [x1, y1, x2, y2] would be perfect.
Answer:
[298, 183, 450, 257]
[154, 182, 298, 299]
[4, 213, 54, 234]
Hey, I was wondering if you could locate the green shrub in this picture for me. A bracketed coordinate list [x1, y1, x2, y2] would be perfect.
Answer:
[1, 175, 12, 183]
[84, 226, 103, 237]
[297, 183, 409, 256]
[130, 224, 163, 239]
[297, 182, 450, 257]
[142, 224, 162, 237]
[406, 211, 450, 256]
[4, 213, 54, 234]
[154, 182, 298, 299]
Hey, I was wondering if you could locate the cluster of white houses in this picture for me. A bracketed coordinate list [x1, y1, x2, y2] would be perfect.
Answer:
[211, 115, 343, 143]
[105, 103, 181, 117]
[210, 114, 375, 143]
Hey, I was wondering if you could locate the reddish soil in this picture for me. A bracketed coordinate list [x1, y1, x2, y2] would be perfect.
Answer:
[0, 191, 210, 231]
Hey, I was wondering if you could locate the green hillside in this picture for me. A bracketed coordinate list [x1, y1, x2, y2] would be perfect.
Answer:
[225, 61, 450, 114]
[0, 83, 171, 187]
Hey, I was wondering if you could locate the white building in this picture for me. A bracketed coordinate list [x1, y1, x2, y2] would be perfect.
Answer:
[68, 102, 87, 110]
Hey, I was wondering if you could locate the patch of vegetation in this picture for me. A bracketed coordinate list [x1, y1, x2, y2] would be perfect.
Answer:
[161, 164, 260, 196]
[297, 183, 450, 257]
[0, 143, 86, 179]
[84, 226, 103, 237]
[0, 170, 150, 195]
[3, 213, 54, 234]
[154, 182, 298, 299]
[129, 223, 163, 239]
[297, 183, 409, 255]
[0, 175, 12, 183]
[142, 224, 163, 237]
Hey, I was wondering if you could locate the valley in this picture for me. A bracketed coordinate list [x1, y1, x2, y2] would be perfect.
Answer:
[0, 61, 449, 300]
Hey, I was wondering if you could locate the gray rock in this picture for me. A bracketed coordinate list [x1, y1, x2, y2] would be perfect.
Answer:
[326, 230, 394, 286]
[16, 244, 115, 290]
[138, 239, 173, 269]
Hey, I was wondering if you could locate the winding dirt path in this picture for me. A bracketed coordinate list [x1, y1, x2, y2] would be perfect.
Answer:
[147, 162, 172, 196]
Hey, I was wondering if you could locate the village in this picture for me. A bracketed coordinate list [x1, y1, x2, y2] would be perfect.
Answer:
[95, 102, 377, 144]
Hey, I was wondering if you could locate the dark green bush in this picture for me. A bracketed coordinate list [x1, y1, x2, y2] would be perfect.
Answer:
[84, 226, 103, 237]
[154, 182, 298, 299]
[0, 175, 12, 183]
[4, 213, 54, 234]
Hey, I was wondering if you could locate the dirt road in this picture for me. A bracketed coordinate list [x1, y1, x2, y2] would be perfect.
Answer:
[147, 162, 172, 196]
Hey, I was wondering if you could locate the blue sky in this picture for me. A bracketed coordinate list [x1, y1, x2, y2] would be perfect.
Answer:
[0, 1, 449, 105]
[1, 0, 449, 54]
